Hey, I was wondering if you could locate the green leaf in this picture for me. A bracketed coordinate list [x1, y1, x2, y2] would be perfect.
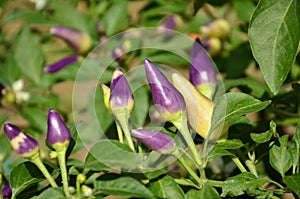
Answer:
[224, 77, 268, 98]
[15, 27, 44, 84]
[52, 0, 92, 34]
[149, 175, 185, 199]
[187, 183, 220, 199]
[94, 177, 155, 199]
[283, 173, 300, 195]
[103, 1, 128, 36]
[131, 86, 149, 127]
[250, 121, 277, 143]
[214, 139, 244, 150]
[269, 135, 293, 177]
[232, 0, 256, 22]
[85, 140, 142, 171]
[0, 53, 19, 87]
[10, 162, 47, 198]
[20, 107, 47, 133]
[31, 188, 64, 199]
[93, 87, 114, 135]
[221, 172, 268, 197]
[248, 0, 300, 94]
[208, 148, 234, 159]
[211, 92, 271, 130]
[290, 122, 300, 172]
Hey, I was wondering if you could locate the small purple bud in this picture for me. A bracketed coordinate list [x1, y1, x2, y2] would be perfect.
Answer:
[109, 68, 134, 113]
[112, 45, 126, 62]
[131, 129, 176, 154]
[189, 38, 217, 99]
[96, 22, 104, 33]
[47, 109, 71, 150]
[3, 123, 39, 158]
[144, 59, 186, 122]
[44, 55, 79, 73]
[161, 16, 177, 30]
[2, 182, 12, 198]
[50, 26, 92, 54]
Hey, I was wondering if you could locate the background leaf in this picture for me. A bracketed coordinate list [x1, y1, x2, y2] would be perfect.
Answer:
[221, 172, 268, 197]
[283, 173, 300, 195]
[103, 0, 128, 36]
[211, 92, 271, 130]
[94, 177, 155, 199]
[31, 188, 64, 199]
[10, 162, 48, 198]
[269, 135, 293, 177]
[149, 175, 185, 199]
[248, 0, 300, 94]
[15, 27, 44, 84]
[187, 183, 220, 199]
[85, 140, 142, 171]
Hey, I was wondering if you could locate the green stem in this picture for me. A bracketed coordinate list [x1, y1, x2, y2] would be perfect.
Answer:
[57, 149, 70, 198]
[76, 176, 81, 199]
[117, 113, 136, 152]
[116, 123, 124, 144]
[29, 152, 58, 187]
[207, 179, 224, 188]
[173, 119, 206, 179]
[231, 157, 247, 173]
[174, 150, 203, 186]
[267, 179, 284, 189]
[0, 173, 3, 199]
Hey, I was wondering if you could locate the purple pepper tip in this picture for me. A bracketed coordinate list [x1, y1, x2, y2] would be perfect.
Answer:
[109, 68, 134, 112]
[131, 129, 176, 154]
[189, 38, 217, 99]
[44, 55, 79, 73]
[3, 123, 39, 158]
[144, 59, 186, 122]
[2, 182, 12, 198]
[47, 109, 71, 150]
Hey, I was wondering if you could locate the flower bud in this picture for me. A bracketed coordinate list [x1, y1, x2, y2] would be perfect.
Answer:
[77, 173, 86, 184]
[47, 109, 71, 151]
[96, 22, 104, 33]
[160, 15, 177, 30]
[112, 45, 126, 62]
[172, 73, 213, 138]
[50, 26, 92, 54]
[131, 129, 176, 154]
[109, 68, 134, 114]
[144, 59, 186, 123]
[189, 38, 217, 99]
[3, 123, 39, 158]
[101, 83, 110, 110]
[81, 185, 93, 197]
[44, 55, 80, 73]
[2, 182, 12, 198]
[200, 19, 230, 38]
[202, 37, 222, 57]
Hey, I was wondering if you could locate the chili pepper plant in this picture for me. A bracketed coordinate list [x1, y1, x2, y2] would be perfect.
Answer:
[0, 0, 299, 198]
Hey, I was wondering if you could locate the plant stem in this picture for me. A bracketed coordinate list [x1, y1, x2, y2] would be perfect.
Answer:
[116, 123, 124, 144]
[0, 173, 3, 199]
[117, 113, 136, 152]
[57, 149, 70, 198]
[267, 179, 285, 189]
[29, 152, 58, 187]
[207, 179, 224, 187]
[174, 150, 203, 186]
[173, 119, 206, 179]
[76, 176, 81, 199]
[231, 157, 247, 173]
